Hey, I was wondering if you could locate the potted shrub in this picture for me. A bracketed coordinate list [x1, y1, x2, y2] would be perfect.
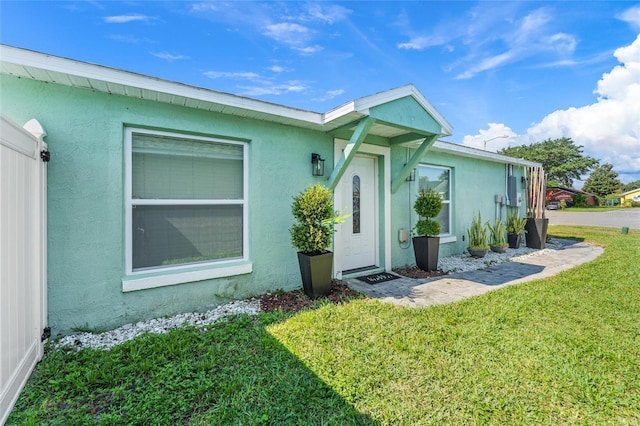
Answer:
[412, 187, 443, 271]
[505, 211, 527, 249]
[525, 166, 549, 249]
[290, 184, 344, 298]
[467, 211, 489, 258]
[487, 219, 508, 253]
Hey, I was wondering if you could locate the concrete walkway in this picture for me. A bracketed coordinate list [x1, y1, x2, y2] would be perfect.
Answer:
[346, 239, 603, 308]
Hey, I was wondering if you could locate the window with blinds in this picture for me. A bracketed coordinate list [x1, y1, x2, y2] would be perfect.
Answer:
[126, 129, 247, 272]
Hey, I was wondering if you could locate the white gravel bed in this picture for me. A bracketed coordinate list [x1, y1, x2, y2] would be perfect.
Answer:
[438, 239, 564, 273]
[55, 240, 564, 351]
[55, 300, 260, 351]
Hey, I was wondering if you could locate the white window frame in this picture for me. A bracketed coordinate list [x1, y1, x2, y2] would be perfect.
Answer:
[418, 164, 453, 240]
[122, 127, 251, 292]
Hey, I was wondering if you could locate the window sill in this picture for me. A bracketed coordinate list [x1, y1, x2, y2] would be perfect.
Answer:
[122, 261, 253, 292]
[439, 236, 457, 244]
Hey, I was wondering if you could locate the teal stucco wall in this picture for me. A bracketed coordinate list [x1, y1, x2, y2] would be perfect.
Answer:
[2, 74, 528, 336]
[389, 146, 528, 268]
[1, 75, 335, 335]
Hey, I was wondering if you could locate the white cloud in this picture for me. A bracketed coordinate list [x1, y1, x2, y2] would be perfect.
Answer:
[397, 35, 447, 51]
[108, 34, 143, 44]
[529, 51, 612, 69]
[456, 52, 514, 79]
[262, 22, 324, 55]
[543, 33, 577, 55]
[268, 65, 290, 73]
[203, 71, 262, 81]
[461, 123, 519, 151]
[190, 3, 336, 56]
[312, 89, 345, 102]
[617, 5, 640, 30]
[304, 4, 351, 24]
[462, 35, 640, 183]
[292, 45, 323, 55]
[400, 6, 579, 78]
[103, 14, 151, 23]
[514, 8, 552, 44]
[190, 3, 218, 13]
[151, 52, 187, 61]
[238, 81, 309, 96]
[263, 23, 310, 44]
[462, 9, 575, 77]
[204, 68, 311, 97]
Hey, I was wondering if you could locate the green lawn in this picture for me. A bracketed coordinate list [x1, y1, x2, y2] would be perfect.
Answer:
[8, 226, 640, 425]
[559, 206, 626, 212]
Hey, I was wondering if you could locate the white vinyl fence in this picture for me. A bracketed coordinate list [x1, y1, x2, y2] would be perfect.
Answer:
[0, 115, 48, 424]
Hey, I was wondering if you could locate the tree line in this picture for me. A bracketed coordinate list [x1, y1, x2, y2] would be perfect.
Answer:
[498, 137, 639, 198]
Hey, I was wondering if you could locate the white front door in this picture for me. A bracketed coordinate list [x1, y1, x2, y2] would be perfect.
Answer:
[341, 155, 377, 272]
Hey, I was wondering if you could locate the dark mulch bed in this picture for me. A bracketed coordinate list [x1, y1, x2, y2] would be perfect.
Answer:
[259, 280, 365, 313]
[392, 266, 448, 279]
[259, 268, 447, 313]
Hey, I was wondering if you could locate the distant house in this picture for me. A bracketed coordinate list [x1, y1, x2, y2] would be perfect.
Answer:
[546, 187, 597, 206]
[620, 188, 640, 205]
[1, 44, 541, 336]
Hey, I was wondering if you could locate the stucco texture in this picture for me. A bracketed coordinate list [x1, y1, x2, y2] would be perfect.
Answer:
[2, 74, 527, 335]
[1, 75, 333, 335]
[389, 147, 527, 267]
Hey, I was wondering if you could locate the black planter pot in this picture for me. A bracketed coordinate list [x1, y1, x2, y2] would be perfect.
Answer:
[525, 218, 549, 249]
[297, 251, 333, 298]
[507, 233, 522, 249]
[490, 245, 508, 253]
[413, 236, 440, 271]
[467, 248, 488, 258]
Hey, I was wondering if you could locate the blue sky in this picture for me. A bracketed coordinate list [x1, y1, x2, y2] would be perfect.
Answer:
[2, 1, 639, 184]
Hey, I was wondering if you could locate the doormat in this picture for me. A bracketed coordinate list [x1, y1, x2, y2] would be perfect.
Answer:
[356, 272, 401, 285]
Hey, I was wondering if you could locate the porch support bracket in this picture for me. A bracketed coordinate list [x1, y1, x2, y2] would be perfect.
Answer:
[327, 116, 375, 190]
[391, 134, 438, 194]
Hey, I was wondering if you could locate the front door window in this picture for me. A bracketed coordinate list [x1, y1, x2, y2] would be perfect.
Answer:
[352, 175, 361, 234]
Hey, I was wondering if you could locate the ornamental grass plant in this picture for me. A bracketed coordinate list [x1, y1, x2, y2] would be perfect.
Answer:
[467, 211, 489, 251]
[506, 210, 527, 235]
[487, 219, 508, 248]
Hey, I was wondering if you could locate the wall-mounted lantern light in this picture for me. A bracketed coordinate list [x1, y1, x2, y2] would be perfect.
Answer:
[311, 153, 325, 176]
[405, 164, 416, 181]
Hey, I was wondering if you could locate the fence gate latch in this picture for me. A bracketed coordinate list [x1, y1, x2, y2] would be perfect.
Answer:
[41, 327, 51, 342]
[40, 150, 50, 162]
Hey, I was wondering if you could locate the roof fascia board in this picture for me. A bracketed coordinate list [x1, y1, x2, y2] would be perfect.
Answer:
[323, 84, 453, 136]
[323, 101, 357, 124]
[430, 141, 542, 167]
[620, 188, 640, 196]
[0, 44, 323, 125]
[1, 45, 453, 138]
